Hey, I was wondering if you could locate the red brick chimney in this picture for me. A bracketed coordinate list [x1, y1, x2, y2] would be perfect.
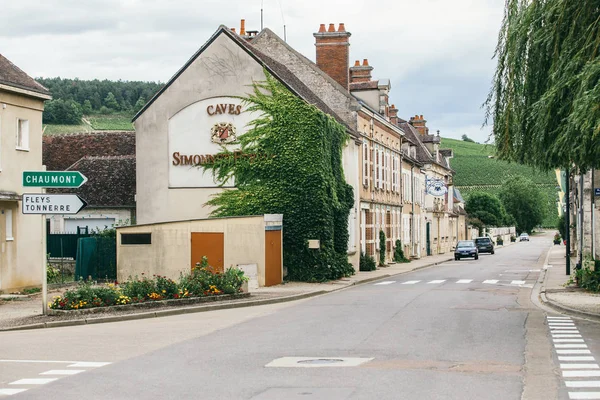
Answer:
[389, 104, 399, 125]
[349, 59, 373, 84]
[314, 23, 351, 90]
[409, 114, 429, 135]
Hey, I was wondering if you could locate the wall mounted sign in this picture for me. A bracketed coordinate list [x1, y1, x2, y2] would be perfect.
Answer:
[426, 176, 448, 197]
[595, 188, 600, 196]
[168, 97, 257, 188]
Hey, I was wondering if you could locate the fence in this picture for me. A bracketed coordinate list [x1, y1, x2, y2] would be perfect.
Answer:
[47, 227, 90, 259]
[75, 237, 117, 281]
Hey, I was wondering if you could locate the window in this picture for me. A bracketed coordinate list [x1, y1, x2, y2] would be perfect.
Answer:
[121, 233, 151, 245]
[5, 209, 13, 241]
[16, 119, 29, 150]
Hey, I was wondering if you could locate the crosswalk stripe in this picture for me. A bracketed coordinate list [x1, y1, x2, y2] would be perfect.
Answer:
[374, 281, 395, 285]
[40, 370, 85, 375]
[67, 362, 111, 368]
[560, 357, 596, 361]
[566, 381, 600, 388]
[511, 280, 526, 285]
[401, 281, 421, 285]
[0, 389, 28, 395]
[427, 280, 446, 284]
[563, 371, 600, 377]
[553, 335, 583, 338]
[548, 317, 571, 320]
[554, 339, 585, 343]
[557, 350, 591, 354]
[9, 378, 57, 385]
[555, 344, 588, 348]
[553, 330, 580, 333]
[483, 280, 499, 284]
[568, 393, 600, 399]
[456, 279, 472, 283]
[561, 364, 600, 369]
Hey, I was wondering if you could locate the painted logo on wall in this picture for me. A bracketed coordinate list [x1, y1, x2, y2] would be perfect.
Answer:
[426, 176, 448, 196]
[211, 122, 237, 144]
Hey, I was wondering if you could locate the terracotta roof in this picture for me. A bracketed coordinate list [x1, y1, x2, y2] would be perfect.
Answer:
[50, 156, 136, 208]
[0, 54, 50, 96]
[349, 81, 379, 91]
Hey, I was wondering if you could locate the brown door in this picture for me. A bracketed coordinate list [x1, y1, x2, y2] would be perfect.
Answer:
[191, 232, 224, 272]
[264, 229, 282, 286]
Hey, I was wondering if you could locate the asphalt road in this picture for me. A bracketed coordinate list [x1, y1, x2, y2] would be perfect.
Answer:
[1, 234, 596, 400]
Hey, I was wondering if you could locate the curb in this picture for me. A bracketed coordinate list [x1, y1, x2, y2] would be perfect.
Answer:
[0, 258, 453, 332]
[539, 291, 600, 323]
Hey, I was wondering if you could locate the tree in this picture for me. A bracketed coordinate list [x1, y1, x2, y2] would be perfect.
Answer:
[82, 99, 93, 115]
[379, 230, 386, 266]
[461, 134, 475, 143]
[485, 0, 600, 172]
[133, 96, 146, 114]
[499, 176, 545, 234]
[43, 99, 82, 125]
[103, 92, 119, 111]
[465, 192, 506, 227]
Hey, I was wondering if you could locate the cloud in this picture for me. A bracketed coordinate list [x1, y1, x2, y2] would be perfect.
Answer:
[0, 0, 505, 139]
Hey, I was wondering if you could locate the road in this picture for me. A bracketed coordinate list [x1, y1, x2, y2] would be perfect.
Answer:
[1, 233, 599, 399]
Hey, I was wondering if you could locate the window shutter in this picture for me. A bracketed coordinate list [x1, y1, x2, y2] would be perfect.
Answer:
[379, 149, 384, 190]
[363, 142, 368, 187]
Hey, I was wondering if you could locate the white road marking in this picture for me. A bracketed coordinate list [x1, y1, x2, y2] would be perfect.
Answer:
[558, 350, 592, 354]
[548, 316, 572, 320]
[483, 280, 499, 284]
[563, 371, 600, 377]
[551, 327, 578, 330]
[568, 392, 600, 399]
[566, 381, 600, 388]
[549, 322, 575, 325]
[427, 280, 446, 284]
[555, 344, 588, 348]
[561, 364, 600, 369]
[40, 370, 85, 375]
[9, 378, 57, 385]
[67, 362, 111, 368]
[401, 281, 421, 285]
[560, 357, 596, 361]
[553, 330, 580, 334]
[456, 279, 472, 283]
[374, 281, 395, 285]
[0, 389, 28, 395]
[0, 360, 84, 364]
[511, 280, 526, 285]
[554, 339, 585, 343]
[554, 334, 583, 338]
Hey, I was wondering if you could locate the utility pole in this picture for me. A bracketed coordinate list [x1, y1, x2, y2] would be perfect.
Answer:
[566, 167, 571, 275]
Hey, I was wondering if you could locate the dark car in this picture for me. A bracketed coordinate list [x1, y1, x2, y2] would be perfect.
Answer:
[454, 240, 479, 260]
[475, 237, 495, 254]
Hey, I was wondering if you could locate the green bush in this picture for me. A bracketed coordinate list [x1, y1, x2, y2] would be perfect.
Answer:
[359, 252, 377, 271]
[393, 240, 410, 263]
[577, 267, 600, 292]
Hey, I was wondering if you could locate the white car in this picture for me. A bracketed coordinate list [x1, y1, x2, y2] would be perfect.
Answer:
[519, 233, 530, 242]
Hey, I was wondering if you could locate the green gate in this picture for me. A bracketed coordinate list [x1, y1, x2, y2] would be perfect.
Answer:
[75, 237, 116, 281]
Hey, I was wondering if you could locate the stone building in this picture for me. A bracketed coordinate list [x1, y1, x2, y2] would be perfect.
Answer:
[0, 54, 51, 291]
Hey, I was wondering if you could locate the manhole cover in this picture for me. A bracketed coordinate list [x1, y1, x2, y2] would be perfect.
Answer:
[297, 359, 344, 365]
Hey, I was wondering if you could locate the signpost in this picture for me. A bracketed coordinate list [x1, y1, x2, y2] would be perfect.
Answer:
[22, 171, 88, 315]
[22, 194, 87, 215]
[23, 171, 87, 188]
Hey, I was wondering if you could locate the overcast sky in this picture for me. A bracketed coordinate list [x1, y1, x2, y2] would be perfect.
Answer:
[1, 0, 504, 143]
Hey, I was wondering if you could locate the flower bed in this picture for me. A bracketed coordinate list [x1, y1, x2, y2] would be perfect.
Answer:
[48, 257, 249, 311]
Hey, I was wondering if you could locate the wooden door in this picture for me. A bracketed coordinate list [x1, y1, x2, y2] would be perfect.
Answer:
[264, 229, 282, 286]
[191, 232, 224, 272]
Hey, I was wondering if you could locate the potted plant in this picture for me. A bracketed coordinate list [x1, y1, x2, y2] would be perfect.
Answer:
[553, 233, 561, 245]
[496, 237, 504, 246]
[510, 235, 516, 242]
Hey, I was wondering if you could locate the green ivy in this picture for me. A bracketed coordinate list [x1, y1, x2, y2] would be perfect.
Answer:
[202, 71, 354, 282]
[379, 230, 386, 266]
[393, 239, 410, 263]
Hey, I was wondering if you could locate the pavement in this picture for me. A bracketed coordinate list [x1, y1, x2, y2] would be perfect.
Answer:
[2, 234, 598, 331]
[539, 241, 600, 319]
[0, 252, 453, 331]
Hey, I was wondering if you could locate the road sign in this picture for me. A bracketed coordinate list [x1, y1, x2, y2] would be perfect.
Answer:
[595, 188, 600, 196]
[23, 171, 87, 188]
[22, 194, 87, 215]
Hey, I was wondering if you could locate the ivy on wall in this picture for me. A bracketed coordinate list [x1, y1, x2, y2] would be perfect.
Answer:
[202, 71, 354, 282]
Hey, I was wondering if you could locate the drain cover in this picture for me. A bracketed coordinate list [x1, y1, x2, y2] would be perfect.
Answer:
[297, 359, 344, 365]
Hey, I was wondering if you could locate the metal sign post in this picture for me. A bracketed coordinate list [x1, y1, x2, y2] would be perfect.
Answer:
[22, 172, 88, 315]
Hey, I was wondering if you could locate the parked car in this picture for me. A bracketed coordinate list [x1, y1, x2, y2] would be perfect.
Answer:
[475, 237, 495, 254]
[454, 240, 479, 260]
[519, 233, 530, 242]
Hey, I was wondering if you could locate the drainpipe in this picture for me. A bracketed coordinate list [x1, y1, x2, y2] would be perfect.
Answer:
[592, 169, 596, 260]
[579, 169, 584, 269]
[566, 168, 571, 275]
[410, 165, 415, 257]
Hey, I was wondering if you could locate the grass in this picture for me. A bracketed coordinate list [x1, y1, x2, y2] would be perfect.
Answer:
[88, 114, 134, 131]
[22, 287, 41, 295]
[44, 123, 92, 135]
[442, 137, 560, 228]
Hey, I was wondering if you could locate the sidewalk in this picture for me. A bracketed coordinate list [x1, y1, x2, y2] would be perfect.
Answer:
[0, 252, 453, 331]
[540, 244, 600, 319]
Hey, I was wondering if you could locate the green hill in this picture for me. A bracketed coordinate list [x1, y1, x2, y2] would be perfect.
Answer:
[441, 137, 559, 228]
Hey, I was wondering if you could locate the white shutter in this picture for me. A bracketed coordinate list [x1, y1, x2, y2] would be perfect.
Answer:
[363, 142, 368, 187]
[379, 149, 384, 190]
[386, 152, 390, 191]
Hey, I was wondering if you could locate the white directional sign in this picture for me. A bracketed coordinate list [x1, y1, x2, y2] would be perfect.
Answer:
[22, 194, 87, 215]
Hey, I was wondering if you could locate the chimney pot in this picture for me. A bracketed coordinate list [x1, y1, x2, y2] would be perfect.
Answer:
[338, 23, 346, 32]
[240, 19, 246, 35]
[318, 23, 326, 33]
[231, 28, 236, 33]
[328, 23, 336, 32]
[420, 114, 423, 119]
[354, 60, 360, 66]
[363, 59, 369, 66]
